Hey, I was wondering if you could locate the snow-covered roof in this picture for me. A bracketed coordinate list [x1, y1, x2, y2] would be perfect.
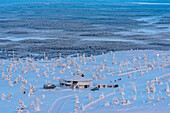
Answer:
[61, 77, 92, 82]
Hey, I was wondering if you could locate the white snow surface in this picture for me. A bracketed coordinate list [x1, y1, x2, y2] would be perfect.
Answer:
[0, 50, 170, 113]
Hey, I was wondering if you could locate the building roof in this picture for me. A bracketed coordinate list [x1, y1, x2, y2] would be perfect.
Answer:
[61, 77, 92, 82]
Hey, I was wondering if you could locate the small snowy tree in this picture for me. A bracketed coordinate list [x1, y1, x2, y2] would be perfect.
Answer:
[75, 98, 80, 103]
[148, 96, 152, 103]
[35, 97, 41, 111]
[29, 101, 35, 108]
[99, 92, 104, 99]
[32, 85, 36, 92]
[127, 74, 132, 79]
[113, 97, 119, 104]
[28, 89, 34, 97]
[17, 107, 22, 113]
[42, 94, 46, 99]
[133, 86, 137, 93]
[103, 56, 107, 62]
[36, 74, 40, 78]
[75, 104, 80, 110]
[53, 76, 56, 80]
[1, 72, 5, 78]
[132, 95, 136, 100]
[81, 104, 84, 110]
[8, 80, 13, 86]
[118, 87, 122, 92]
[105, 102, 110, 106]
[89, 97, 93, 102]
[88, 93, 91, 99]
[56, 77, 60, 81]
[14, 77, 19, 84]
[157, 97, 161, 102]
[150, 86, 156, 92]
[133, 56, 137, 63]
[125, 100, 131, 105]
[17, 100, 27, 112]
[146, 86, 150, 93]
[121, 95, 125, 101]
[141, 72, 144, 77]
[165, 82, 170, 93]
[35, 104, 40, 111]
[121, 91, 125, 96]
[20, 84, 26, 94]
[2, 93, 5, 101]
[8, 93, 13, 98]
[150, 82, 156, 92]
[102, 75, 106, 79]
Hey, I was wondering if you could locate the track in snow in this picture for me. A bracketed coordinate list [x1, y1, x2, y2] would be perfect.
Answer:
[83, 92, 115, 111]
[47, 95, 73, 113]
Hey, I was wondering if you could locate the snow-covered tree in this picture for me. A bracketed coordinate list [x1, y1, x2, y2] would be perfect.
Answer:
[113, 97, 119, 104]
[75, 98, 80, 103]
[132, 95, 136, 100]
[146, 86, 150, 93]
[17, 100, 27, 112]
[46, 67, 49, 72]
[99, 92, 104, 99]
[141, 72, 144, 77]
[28, 89, 34, 97]
[36, 74, 40, 78]
[148, 96, 152, 103]
[14, 66, 17, 72]
[125, 100, 131, 105]
[56, 77, 60, 81]
[102, 75, 106, 79]
[75, 104, 80, 110]
[121, 91, 125, 96]
[74, 94, 78, 99]
[1, 72, 5, 78]
[157, 97, 161, 102]
[42, 94, 46, 99]
[105, 102, 110, 106]
[150, 82, 156, 92]
[89, 96, 93, 102]
[118, 87, 122, 92]
[35, 104, 40, 111]
[8, 80, 13, 86]
[133, 86, 137, 93]
[127, 74, 132, 79]
[20, 84, 26, 94]
[150, 86, 156, 92]
[59, 68, 65, 75]
[34, 97, 41, 111]
[91, 72, 95, 77]
[32, 85, 36, 92]
[103, 56, 107, 62]
[83, 59, 86, 65]
[53, 76, 56, 80]
[133, 56, 137, 63]
[29, 101, 35, 108]
[165, 82, 170, 93]
[88, 93, 91, 99]
[8, 93, 13, 98]
[121, 95, 125, 101]
[81, 104, 84, 110]
[2, 93, 5, 101]
[14, 77, 19, 84]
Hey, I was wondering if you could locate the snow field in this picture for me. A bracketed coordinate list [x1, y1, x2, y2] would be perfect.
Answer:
[0, 50, 170, 113]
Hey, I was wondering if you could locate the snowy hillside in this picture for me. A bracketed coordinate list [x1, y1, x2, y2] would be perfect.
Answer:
[0, 50, 170, 113]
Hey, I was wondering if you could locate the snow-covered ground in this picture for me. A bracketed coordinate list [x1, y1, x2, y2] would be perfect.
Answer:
[0, 50, 170, 113]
